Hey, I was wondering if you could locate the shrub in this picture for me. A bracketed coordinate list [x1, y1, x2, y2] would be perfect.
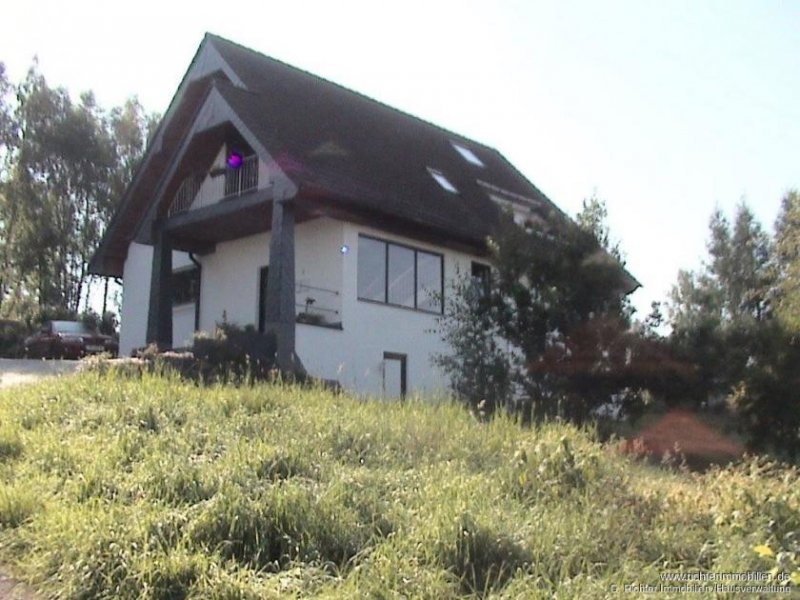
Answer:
[0, 319, 27, 358]
[727, 325, 800, 459]
[191, 323, 278, 384]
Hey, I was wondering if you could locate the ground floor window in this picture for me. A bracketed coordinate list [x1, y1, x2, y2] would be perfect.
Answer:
[357, 235, 443, 313]
[171, 267, 200, 306]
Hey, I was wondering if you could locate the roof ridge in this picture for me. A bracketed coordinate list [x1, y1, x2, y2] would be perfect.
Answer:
[204, 32, 500, 155]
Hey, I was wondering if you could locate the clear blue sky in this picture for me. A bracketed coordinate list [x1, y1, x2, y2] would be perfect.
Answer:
[2, 0, 799, 318]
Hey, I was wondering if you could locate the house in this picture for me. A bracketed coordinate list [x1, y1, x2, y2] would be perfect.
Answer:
[90, 33, 635, 398]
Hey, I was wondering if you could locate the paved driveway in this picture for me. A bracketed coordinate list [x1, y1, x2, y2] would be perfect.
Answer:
[0, 358, 80, 389]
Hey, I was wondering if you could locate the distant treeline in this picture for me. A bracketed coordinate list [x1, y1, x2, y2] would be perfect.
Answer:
[438, 193, 800, 459]
[0, 60, 156, 323]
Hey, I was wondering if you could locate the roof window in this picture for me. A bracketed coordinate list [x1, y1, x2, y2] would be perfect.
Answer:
[428, 167, 458, 193]
[451, 141, 485, 167]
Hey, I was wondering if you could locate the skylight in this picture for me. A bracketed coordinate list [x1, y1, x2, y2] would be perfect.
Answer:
[451, 142, 485, 167]
[428, 168, 458, 193]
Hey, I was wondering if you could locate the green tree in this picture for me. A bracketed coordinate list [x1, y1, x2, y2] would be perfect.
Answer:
[434, 274, 514, 417]
[774, 190, 800, 333]
[668, 203, 774, 401]
[0, 63, 153, 322]
[95, 97, 155, 314]
[436, 196, 645, 422]
[0, 62, 17, 314]
[667, 200, 800, 456]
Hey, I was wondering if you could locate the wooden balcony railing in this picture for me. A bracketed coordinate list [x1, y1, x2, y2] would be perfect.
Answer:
[168, 155, 259, 217]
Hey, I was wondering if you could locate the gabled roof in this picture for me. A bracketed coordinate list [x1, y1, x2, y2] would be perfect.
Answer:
[206, 34, 560, 240]
[91, 33, 638, 292]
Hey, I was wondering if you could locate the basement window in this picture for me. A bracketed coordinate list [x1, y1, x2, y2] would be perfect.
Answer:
[428, 167, 458, 193]
[451, 141, 485, 167]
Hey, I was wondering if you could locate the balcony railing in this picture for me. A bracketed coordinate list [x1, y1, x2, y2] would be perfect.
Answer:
[224, 154, 258, 198]
[168, 155, 259, 217]
[295, 282, 341, 328]
[168, 175, 201, 217]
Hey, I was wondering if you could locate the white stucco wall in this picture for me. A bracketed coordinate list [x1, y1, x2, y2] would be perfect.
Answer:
[172, 304, 195, 348]
[120, 217, 482, 397]
[195, 233, 269, 330]
[119, 245, 195, 356]
[334, 222, 479, 397]
[119, 242, 153, 356]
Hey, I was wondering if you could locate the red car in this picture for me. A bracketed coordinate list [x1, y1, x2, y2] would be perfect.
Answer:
[24, 320, 119, 359]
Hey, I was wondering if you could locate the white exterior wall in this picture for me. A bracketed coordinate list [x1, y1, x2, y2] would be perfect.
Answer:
[172, 304, 195, 348]
[196, 233, 270, 330]
[119, 242, 153, 356]
[194, 218, 344, 331]
[119, 244, 196, 356]
[333, 222, 479, 397]
[120, 217, 482, 398]
[191, 146, 226, 211]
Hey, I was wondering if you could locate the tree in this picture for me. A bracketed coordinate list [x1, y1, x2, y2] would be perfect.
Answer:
[95, 97, 156, 314]
[667, 200, 800, 457]
[727, 321, 800, 459]
[668, 203, 774, 401]
[436, 196, 648, 423]
[434, 275, 514, 417]
[0, 62, 153, 323]
[774, 190, 800, 333]
[0, 62, 18, 314]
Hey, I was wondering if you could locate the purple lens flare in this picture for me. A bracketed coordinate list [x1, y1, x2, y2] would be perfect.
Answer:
[227, 152, 244, 169]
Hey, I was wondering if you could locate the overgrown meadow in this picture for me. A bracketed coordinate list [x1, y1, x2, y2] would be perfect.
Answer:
[0, 371, 798, 598]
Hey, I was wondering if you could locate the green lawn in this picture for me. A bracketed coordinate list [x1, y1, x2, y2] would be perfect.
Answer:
[0, 371, 798, 598]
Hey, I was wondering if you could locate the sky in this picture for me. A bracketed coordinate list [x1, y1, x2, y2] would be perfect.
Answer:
[2, 0, 799, 319]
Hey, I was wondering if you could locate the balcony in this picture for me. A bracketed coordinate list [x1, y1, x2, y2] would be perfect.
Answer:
[168, 155, 259, 217]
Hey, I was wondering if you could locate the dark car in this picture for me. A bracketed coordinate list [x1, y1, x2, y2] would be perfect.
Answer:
[24, 320, 119, 359]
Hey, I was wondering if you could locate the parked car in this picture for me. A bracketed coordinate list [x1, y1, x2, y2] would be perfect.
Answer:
[24, 320, 119, 359]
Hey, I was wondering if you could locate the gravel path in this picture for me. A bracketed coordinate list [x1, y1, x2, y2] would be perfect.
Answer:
[0, 571, 37, 600]
[0, 358, 80, 389]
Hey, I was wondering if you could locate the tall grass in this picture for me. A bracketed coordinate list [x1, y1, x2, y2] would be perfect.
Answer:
[0, 370, 798, 598]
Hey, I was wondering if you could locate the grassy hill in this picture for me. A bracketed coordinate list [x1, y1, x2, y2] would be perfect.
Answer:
[0, 372, 798, 598]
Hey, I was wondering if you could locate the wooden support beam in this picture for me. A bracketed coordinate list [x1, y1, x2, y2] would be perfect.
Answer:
[264, 193, 305, 374]
[146, 220, 173, 348]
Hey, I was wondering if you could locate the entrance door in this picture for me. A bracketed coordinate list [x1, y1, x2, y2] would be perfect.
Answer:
[258, 266, 268, 333]
[383, 352, 407, 399]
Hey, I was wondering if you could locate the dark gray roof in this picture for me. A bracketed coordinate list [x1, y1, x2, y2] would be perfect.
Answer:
[207, 33, 561, 244]
[91, 33, 638, 291]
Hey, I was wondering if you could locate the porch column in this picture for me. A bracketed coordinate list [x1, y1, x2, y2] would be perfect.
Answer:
[146, 219, 173, 348]
[265, 195, 304, 373]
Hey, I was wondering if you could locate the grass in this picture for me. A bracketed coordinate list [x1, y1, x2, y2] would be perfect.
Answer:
[0, 371, 798, 598]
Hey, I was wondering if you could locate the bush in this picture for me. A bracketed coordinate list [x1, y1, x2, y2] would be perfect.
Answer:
[727, 324, 800, 459]
[191, 323, 278, 384]
[0, 319, 27, 358]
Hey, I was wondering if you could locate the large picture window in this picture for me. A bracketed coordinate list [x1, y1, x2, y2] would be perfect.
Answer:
[357, 235, 443, 313]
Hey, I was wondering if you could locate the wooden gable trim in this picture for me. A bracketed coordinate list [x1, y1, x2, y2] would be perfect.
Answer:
[134, 84, 297, 245]
[89, 35, 248, 276]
